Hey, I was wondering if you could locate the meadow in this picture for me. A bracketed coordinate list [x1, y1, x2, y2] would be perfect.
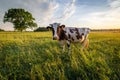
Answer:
[0, 31, 120, 80]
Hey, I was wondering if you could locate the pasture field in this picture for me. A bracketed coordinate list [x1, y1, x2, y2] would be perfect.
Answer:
[0, 31, 120, 80]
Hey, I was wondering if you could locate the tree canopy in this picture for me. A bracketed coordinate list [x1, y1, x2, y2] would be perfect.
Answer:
[3, 8, 37, 32]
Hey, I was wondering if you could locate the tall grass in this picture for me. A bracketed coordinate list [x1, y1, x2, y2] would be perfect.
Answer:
[0, 31, 120, 80]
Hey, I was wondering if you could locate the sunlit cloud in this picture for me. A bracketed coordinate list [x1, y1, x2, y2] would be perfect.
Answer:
[78, 0, 120, 29]
[55, 0, 76, 21]
[108, 0, 120, 8]
[20, 0, 60, 26]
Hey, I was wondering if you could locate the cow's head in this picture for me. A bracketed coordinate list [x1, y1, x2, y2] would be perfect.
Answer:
[48, 23, 65, 40]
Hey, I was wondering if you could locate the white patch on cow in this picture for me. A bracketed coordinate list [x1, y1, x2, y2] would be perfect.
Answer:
[50, 23, 60, 40]
[53, 27, 58, 38]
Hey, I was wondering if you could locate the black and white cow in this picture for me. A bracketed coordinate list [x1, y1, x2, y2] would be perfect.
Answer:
[47, 23, 90, 54]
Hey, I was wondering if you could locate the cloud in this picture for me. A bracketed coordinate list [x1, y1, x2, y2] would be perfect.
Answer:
[108, 0, 120, 8]
[78, 0, 120, 29]
[21, 0, 76, 26]
[55, 0, 76, 21]
[20, 0, 60, 26]
[0, 0, 76, 30]
[0, 0, 60, 28]
[34, 0, 76, 25]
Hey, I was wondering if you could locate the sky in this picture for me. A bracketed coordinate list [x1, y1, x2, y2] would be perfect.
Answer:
[0, 0, 120, 31]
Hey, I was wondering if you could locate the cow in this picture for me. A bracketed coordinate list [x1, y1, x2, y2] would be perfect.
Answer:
[47, 23, 90, 54]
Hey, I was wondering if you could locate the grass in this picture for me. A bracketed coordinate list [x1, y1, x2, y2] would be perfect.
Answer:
[0, 31, 120, 80]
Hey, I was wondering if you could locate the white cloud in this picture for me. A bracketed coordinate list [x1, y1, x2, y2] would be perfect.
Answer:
[21, 0, 60, 26]
[54, 0, 76, 21]
[62, 0, 76, 20]
[0, 0, 60, 29]
[0, 0, 76, 30]
[78, 0, 120, 29]
[21, 0, 75, 26]
[108, 0, 120, 8]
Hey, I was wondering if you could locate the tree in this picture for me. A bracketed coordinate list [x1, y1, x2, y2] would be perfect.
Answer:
[3, 8, 37, 32]
[0, 28, 5, 32]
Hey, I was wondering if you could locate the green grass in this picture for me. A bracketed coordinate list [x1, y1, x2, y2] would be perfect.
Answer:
[0, 31, 120, 80]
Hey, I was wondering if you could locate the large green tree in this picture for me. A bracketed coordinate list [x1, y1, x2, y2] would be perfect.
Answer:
[3, 8, 37, 32]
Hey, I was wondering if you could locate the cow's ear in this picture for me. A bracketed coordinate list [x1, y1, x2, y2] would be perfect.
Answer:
[59, 26, 62, 28]
[61, 25, 65, 28]
[46, 26, 52, 30]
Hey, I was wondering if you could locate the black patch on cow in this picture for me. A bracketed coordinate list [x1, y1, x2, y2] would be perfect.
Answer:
[68, 34, 71, 39]
[81, 33, 84, 35]
[76, 35, 80, 39]
[75, 28, 78, 31]
[75, 28, 81, 39]
[52, 28, 55, 36]
[64, 31, 66, 33]
[75, 28, 84, 40]
[67, 41, 70, 46]
[70, 29, 73, 33]
[72, 37, 74, 41]
[76, 33, 84, 40]
[67, 44, 70, 48]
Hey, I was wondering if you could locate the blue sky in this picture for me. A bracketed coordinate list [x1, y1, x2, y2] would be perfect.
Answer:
[0, 0, 120, 31]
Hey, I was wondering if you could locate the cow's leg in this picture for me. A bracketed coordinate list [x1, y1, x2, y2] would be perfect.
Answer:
[81, 38, 89, 50]
[59, 40, 66, 53]
[62, 45, 65, 53]
[67, 40, 71, 54]
[81, 38, 88, 50]
[85, 39, 89, 48]
[81, 34, 89, 50]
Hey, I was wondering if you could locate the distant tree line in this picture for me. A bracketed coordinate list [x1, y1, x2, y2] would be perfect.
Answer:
[0, 28, 5, 32]
[34, 27, 49, 32]
[91, 29, 120, 32]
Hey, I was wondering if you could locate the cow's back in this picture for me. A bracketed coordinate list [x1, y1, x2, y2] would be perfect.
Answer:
[64, 27, 90, 42]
